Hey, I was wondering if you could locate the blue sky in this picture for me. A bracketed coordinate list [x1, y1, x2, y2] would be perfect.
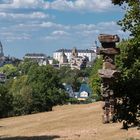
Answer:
[0, 0, 129, 58]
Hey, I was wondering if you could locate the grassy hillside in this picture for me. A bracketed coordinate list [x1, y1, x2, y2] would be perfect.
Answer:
[0, 102, 140, 140]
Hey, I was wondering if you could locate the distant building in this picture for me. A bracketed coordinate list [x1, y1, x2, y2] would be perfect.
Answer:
[77, 82, 92, 101]
[24, 53, 48, 66]
[63, 80, 93, 100]
[59, 49, 68, 67]
[70, 55, 88, 70]
[48, 59, 53, 65]
[63, 83, 75, 98]
[0, 41, 20, 67]
[71, 47, 78, 58]
[70, 48, 89, 70]
[53, 48, 96, 62]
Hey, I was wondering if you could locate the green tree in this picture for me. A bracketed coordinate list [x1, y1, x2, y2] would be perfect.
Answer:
[0, 64, 18, 79]
[9, 75, 33, 115]
[18, 59, 38, 75]
[27, 65, 68, 112]
[58, 67, 83, 92]
[112, 0, 140, 127]
[112, 0, 140, 39]
[89, 57, 102, 101]
[0, 84, 13, 118]
[0, 60, 69, 117]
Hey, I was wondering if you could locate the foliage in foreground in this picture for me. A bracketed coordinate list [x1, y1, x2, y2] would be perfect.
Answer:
[0, 60, 94, 118]
[114, 40, 140, 126]
[89, 57, 102, 101]
[0, 61, 68, 117]
[0, 84, 13, 118]
[112, 0, 140, 127]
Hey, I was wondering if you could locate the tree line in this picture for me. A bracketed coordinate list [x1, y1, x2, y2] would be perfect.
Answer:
[112, 0, 140, 128]
[0, 60, 69, 117]
[0, 59, 96, 118]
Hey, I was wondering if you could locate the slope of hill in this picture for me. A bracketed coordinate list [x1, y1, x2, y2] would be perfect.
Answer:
[0, 102, 140, 140]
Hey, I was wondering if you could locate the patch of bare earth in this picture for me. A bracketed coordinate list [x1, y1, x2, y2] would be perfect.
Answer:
[0, 102, 140, 140]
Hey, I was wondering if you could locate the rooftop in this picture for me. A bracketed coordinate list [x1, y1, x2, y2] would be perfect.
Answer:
[25, 53, 46, 57]
[55, 49, 95, 53]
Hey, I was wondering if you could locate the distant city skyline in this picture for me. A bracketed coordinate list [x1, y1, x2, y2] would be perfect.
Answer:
[0, 0, 129, 58]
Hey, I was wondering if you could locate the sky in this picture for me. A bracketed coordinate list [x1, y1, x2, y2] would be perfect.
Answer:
[0, 0, 129, 58]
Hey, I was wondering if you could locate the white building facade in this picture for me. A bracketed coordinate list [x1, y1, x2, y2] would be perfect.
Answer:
[53, 49, 96, 62]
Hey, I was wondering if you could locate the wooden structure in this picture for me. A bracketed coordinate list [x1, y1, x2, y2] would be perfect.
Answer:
[98, 34, 120, 123]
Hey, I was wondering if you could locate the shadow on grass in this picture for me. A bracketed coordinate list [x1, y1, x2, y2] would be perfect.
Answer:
[0, 135, 60, 140]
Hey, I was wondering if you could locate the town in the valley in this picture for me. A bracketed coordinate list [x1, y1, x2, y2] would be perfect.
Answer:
[0, 41, 97, 101]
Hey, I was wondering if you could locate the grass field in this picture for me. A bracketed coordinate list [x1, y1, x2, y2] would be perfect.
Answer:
[0, 102, 140, 140]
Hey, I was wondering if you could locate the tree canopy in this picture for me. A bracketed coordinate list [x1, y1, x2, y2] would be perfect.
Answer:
[112, 0, 140, 127]
[0, 61, 68, 117]
[112, 0, 140, 39]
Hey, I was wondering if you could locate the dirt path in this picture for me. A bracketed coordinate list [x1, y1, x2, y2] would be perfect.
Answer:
[0, 102, 140, 140]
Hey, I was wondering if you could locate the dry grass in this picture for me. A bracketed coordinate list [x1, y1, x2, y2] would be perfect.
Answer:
[0, 102, 140, 140]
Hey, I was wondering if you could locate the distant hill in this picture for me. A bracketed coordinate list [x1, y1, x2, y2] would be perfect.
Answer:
[0, 102, 140, 140]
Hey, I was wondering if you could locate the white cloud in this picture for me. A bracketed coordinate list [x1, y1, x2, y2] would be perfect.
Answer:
[51, 30, 69, 36]
[26, 12, 49, 19]
[49, 0, 74, 11]
[73, 24, 96, 30]
[79, 30, 99, 37]
[71, 21, 118, 35]
[47, 0, 113, 12]
[5, 22, 68, 34]
[0, 20, 129, 43]
[12, 22, 65, 31]
[98, 21, 116, 27]
[0, 0, 46, 9]
[40, 22, 58, 28]
[38, 21, 129, 42]
[40, 22, 70, 30]
[0, 0, 116, 12]
[44, 36, 57, 41]
[0, 11, 49, 19]
[0, 32, 31, 42]
[44, 30, 70, 41]
[4, 21, 128, 38]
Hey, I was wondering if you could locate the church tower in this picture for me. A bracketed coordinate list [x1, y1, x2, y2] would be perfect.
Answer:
[71, 47, 78, 57]
[60, 49, 68, 64]
[0, 41, 4, 57]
